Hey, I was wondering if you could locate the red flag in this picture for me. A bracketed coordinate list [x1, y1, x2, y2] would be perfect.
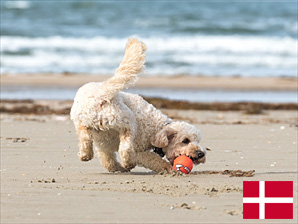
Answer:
[243, 181, 293, 219]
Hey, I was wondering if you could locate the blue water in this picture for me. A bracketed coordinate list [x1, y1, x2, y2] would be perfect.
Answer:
[1, 1, 297, 77]
[1, 86, 297, 103]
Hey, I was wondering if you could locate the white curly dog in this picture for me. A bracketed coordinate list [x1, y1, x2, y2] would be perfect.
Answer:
[71, 38, 206, 173]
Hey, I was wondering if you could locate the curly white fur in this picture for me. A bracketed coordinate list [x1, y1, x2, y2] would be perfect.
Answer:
[71, 38, 206, 173]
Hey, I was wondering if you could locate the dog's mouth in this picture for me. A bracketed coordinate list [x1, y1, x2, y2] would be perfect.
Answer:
[188, 155, 200, 164]
[174, 150, 206, 165]
[171, 153, 205, 165]
[186, 155, 203, 165]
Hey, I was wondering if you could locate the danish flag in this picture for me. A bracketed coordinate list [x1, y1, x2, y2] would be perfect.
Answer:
[243, 181, 293, 219]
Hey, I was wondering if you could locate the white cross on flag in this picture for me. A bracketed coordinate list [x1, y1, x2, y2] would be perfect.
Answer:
[243, 181, 293, 219]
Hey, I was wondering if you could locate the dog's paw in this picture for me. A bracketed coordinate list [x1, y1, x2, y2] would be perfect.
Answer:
[108, 165, 129, 173]
[121, 161, 136, 171]
[78, 151, 94, 162]
[112, 169, 130, 173]
[119, 150, 136, 171]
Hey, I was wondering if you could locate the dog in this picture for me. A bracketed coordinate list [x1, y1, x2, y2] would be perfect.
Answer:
[70, 38, 206, 173]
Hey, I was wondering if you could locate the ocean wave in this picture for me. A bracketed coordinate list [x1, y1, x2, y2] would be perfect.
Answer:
[3, 1, 31, 9]
[1, 35, 297, 76]
[1, 35, 296, 54]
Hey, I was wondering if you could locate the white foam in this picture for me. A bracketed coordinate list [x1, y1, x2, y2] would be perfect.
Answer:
[2, 35, 295, 55]
[145, 35, 296, 55]
[4, 1, 31, 9]
[1, 36, 126, 52]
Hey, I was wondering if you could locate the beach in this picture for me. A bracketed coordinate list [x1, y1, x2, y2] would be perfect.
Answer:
[1, 1, 297, 222]
[2, 74, 297, 103]
[1, 73, 297, 91]
[1, 105, 297, 223]
[1, 74, 297, 223]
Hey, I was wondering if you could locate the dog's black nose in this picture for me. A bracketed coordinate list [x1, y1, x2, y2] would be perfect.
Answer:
[197, 151, 205, 159]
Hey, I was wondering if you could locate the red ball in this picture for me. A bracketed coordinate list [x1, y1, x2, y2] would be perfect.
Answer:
[173, 155, 193, 174]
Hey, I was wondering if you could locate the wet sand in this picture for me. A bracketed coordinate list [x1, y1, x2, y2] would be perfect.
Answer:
[1, 73, 297, 91]
[1, 106, 297, 223]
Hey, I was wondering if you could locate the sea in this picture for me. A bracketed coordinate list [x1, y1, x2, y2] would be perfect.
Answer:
[1, 1, 297, 102]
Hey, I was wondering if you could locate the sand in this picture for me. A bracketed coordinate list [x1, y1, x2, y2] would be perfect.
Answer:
[1, 73, 297, 91]
[1, 107, 297, 223]
[1, 74, 297, 223]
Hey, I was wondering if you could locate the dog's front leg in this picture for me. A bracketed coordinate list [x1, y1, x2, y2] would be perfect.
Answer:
[118, 128, 137, 171]
[76, 125, 94, 161]
[136, 151, 173, 173]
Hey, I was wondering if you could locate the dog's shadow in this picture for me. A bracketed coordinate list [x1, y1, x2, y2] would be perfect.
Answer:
[94, 169, 256, 177]
[97, 171, 157, 176]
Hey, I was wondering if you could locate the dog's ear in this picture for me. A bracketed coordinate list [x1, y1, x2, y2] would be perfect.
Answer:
[151, 127, 177, 148]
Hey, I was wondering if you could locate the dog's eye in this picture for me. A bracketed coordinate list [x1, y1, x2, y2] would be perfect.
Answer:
[182, 138, 190, 144]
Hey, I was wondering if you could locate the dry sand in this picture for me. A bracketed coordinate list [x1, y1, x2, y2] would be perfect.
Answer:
[1, 107, 297, 223]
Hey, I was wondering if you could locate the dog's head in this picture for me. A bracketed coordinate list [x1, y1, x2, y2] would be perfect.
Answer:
[151, 121, 206, 165]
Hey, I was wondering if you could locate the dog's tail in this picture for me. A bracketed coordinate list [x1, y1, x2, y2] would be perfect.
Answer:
[101, 38, 146, 101]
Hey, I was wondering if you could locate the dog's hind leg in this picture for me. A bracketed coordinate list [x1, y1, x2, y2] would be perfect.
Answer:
[96, 148, 127, 172]
[76, 125, 94, 161]
[92, 130, 127, 172]
[118, 127, 137, 171]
